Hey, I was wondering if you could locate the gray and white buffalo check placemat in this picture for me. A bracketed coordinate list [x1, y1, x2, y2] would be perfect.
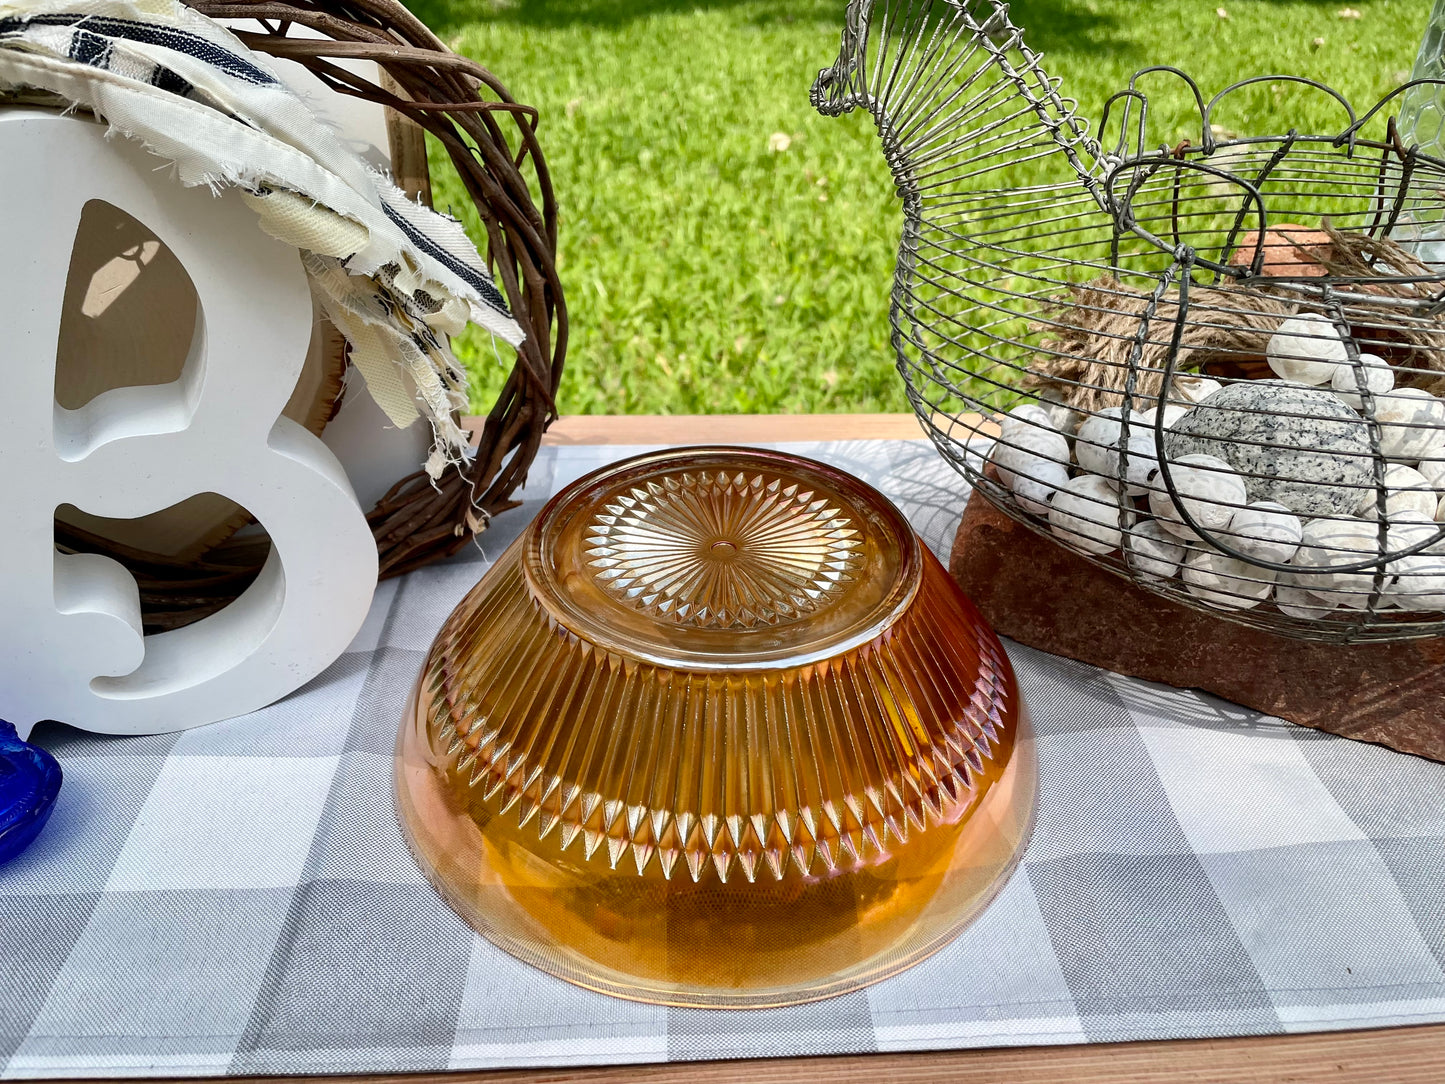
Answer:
[3, 437, 1445, 1079]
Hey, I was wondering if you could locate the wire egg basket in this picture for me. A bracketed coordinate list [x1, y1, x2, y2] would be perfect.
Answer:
[814, 0, 1445, 644]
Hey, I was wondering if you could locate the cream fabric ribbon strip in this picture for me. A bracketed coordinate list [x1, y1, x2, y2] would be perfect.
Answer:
[0, 0, 524, 477]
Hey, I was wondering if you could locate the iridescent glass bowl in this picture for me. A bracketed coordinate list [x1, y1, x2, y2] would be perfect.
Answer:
[396, 447, 1034, 1007]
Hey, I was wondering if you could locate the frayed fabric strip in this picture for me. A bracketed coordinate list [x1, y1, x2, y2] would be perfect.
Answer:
[0, 0, 523, 476]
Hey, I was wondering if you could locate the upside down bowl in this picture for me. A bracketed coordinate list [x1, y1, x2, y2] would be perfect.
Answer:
[395, 447, 1034, 1007]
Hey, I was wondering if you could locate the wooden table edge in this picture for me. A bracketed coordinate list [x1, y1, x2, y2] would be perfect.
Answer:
[65, 414, 1442, 1084]
[536, 412, 932, 445]
[46, 1022, 1445, 1084]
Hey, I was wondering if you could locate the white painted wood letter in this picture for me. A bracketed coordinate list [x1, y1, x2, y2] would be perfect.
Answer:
[0, 109, 379, 737]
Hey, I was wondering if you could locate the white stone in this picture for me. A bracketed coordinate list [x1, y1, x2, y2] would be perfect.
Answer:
[1183, 548, 1276, 610]
[1382, 512, 1445, 611]
[1008, 456, 1070, 516]
[1329, 352, 1394, 409]
[1416, 456, 1445, 523]
[1275, 573, 1339, 619]
[1173, 375, 1222, 405]
[1139, 402, 1193, 431]
[1385, 509, 1440, 556]
[1224, 501, 1302, 564]
[1385, 559, 1445, 610]
[1415, 455, 1445, 493]
[996, 408, 1062, 513]
[1147, 453, 1248, 540]
[1267, 313, 1347, 385]
[1423, 458, 1445, 523]
[1000, 403, 1057, 435]
[1355, 463, 1440, 521]
[1290, 515, 1392, 609]
[1124, 519, 1186, 582]
[1375, 387, 1445, 462]
[1074, 406, 1148, 477]
[1040, 398, 1083, 435]
[1048, 474, 1131, 554]
[991, 426, 1070, 490]
[1384, 510, 1440, 562]
[1105, 431, 1160, 497]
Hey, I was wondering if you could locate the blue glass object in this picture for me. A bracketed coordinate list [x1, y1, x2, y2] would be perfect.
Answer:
[0, 721, 62, 865]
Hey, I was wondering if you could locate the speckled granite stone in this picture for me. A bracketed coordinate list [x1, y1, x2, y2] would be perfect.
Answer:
[1163, 380, 1374, 516]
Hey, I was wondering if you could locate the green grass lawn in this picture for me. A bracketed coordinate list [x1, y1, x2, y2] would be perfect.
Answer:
[413, 0, 1431, 415]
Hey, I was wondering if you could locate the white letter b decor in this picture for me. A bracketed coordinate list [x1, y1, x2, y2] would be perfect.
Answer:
[0, 109, 379, 737]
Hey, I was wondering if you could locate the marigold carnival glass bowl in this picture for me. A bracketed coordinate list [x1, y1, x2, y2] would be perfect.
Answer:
[395, 447, 1034, 1007]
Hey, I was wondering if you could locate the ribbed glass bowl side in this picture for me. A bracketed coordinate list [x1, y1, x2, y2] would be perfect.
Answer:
[395, 516, 1035, 1005]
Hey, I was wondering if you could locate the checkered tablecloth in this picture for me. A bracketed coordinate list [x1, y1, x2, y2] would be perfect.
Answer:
[3, 437, 1444, 1079]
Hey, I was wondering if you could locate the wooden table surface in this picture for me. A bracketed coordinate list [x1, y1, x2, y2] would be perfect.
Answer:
[539, 412, 932, 446]
[81, 414, 1445, 1084]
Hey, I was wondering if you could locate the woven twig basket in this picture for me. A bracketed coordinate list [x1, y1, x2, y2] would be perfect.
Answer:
[53, 0, 565, 628]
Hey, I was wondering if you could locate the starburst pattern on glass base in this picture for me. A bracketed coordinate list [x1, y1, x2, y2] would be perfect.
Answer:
[584, 470, 865, 629]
